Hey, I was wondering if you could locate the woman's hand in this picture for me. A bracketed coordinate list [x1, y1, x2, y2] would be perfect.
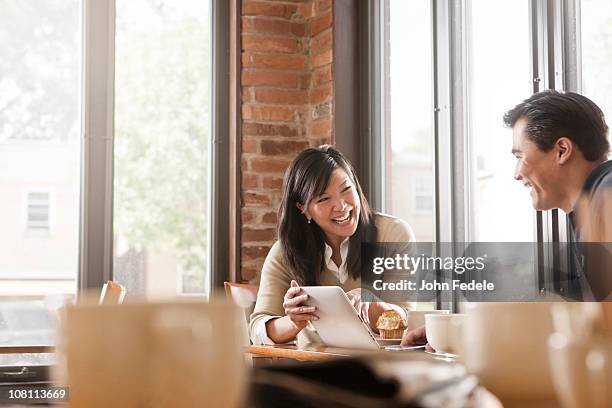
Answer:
[345, 289, 399, 330]
[345, 288, 362, 310]
[283, 280, 319, 330]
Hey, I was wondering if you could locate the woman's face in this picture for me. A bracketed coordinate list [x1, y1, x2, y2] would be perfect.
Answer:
[303, 168, 361, 243]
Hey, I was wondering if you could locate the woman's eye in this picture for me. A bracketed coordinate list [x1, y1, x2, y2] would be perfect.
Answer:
[342, 186, 352, 192]
[317, 197, 328, 203]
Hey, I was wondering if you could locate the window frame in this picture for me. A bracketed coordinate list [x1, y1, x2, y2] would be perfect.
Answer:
[79, 0, 230, 296]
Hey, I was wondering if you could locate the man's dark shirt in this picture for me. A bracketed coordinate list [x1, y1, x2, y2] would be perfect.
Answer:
[567, 160, 612, 300]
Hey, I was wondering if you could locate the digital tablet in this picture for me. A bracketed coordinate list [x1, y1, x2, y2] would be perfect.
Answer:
[301, 286, 379, 350]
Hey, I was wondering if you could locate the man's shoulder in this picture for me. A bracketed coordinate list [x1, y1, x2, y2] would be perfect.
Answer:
[586, 160, 612, 194]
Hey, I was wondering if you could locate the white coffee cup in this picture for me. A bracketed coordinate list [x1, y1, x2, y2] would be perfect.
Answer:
[55, 300, 247, 408]
[548, 332, 592, 408]
[425, 313, 466, 354]
[406, 309, 450, 332]
[586, 337, 612, 408]
[462, 302, 557, 405]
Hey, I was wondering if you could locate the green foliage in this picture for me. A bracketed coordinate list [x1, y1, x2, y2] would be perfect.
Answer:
[0, 0, 80, 141]
[113, 9, 211, 287]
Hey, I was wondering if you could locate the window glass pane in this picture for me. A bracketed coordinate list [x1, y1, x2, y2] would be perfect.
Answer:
[383, 0, 435, 241]
[467, 0, 535, 241]
[113, 0, 211, 298]
[0, 0, 81, 359]
[581, 0, 612, 148]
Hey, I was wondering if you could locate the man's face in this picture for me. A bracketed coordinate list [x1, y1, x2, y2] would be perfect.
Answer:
[512, 118, 565, 210]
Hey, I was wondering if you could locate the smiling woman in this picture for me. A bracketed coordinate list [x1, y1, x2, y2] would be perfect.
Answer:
[249, 146, 416, 345]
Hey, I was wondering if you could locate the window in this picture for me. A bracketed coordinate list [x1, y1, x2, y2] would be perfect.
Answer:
[0, 0, 81, 364]
[112, 0, 212, 299]
[380, 0, 435, 242]
[1, 0, 220, 367]
[466, 0, 535, 242]
[371, 0, 608, 307]
[581, 0, 612, 145]
[26, 191, 51, 233]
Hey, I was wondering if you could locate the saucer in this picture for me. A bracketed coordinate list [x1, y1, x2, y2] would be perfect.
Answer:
[424, 349, 459, 359]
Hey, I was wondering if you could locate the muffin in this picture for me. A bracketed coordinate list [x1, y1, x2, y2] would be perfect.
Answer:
[376, 310, 406, 339]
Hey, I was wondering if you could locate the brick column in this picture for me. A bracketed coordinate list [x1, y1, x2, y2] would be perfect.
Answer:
[240, 0, 334, 281]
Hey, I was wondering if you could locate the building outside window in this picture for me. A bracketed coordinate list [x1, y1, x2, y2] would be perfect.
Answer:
[26, 191, 52, 233]
[0, 0, 213, 366]
[381, 0, 435, 243]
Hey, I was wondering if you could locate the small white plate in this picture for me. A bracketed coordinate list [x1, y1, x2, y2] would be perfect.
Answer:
[424, 349, 459, 359]
[375, 337, 402, 346]
[384, 344, 426, 351]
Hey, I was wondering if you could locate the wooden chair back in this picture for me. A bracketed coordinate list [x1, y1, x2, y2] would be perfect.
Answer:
[223, 282, 258, 320]
[99, 280, 126, 304]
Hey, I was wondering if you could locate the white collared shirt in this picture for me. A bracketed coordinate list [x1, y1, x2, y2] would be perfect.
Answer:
[252, 238, 351, 345]
[323, 237, 350, 284]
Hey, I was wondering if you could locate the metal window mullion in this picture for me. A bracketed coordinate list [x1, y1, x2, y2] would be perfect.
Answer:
[432, 0, 453, 311]
[361, 0, 384, 211]
[532, 0, 573, 295]
[449, 0, 469, 244]
[209, 0, 230, 291]
[449, 0, 469, 312]
[556, 0, 581, 293]
[562, 0, 581, 93]
[79, 0, 115, 292]
[527, 1, 557, 295]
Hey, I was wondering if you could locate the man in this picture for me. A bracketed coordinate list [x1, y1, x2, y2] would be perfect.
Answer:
[506, 90, 611, 300]
[401, 90, 611, 346]
[505, 90, 610, 240]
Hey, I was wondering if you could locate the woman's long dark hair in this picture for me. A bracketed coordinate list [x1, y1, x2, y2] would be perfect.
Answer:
[278, 145, 377, 286]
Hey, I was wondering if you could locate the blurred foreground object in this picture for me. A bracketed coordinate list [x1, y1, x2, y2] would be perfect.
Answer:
[54, 300, 246, 407]
[549, 303, 612, 408]
[98, 280, 127, 304]
[462, 303, 557, 407]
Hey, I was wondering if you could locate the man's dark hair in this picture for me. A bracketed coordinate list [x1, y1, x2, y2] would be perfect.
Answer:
[503, 90, 609, 161]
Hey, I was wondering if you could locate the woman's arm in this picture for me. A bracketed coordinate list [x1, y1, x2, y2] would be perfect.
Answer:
[264, 280, 318, 343]
[265, 316, 303, 344]
[249, 243, 318, 344]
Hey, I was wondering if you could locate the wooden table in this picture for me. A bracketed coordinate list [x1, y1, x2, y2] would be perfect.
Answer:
[0, 346, 55, 354]
[244, 343, 459, 364]
[246, 343, 377, 362]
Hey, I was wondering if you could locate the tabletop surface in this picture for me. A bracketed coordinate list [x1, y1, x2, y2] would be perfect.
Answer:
[245, 343, 462, 363]
[0, 346, 55, 354]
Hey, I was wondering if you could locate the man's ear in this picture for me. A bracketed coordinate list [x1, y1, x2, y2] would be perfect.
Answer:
[556, 137, 573, 164]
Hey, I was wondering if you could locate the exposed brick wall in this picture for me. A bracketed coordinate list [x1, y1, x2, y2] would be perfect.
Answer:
[240, 0, 334, 281]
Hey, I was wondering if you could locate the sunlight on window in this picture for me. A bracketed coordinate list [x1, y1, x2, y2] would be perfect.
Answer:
[385, 0, 435, 242]
[113, 0, 211, 298]
[0, 0, 81, 357]
[467, 0, 535, 242]
[581, 0, 612, 151]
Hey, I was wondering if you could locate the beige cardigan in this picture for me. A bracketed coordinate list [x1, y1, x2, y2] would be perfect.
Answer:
[249, 213, 415, 345]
